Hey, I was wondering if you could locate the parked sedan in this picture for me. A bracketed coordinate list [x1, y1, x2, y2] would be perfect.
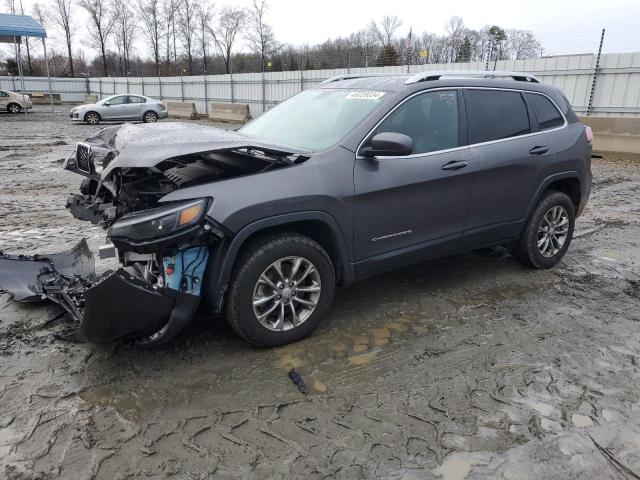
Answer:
[0, 89, 33, 113]
[69, 94, 168, 125]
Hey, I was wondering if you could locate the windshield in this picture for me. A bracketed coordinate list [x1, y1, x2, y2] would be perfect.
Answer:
[239, 89, 387, 151]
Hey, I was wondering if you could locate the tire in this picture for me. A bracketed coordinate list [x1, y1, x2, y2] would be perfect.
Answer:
[7, 103, 21, 114]
[142, 110, 159, 123]
[85, 111, 101, 125]
[225, 232, 336, 347]
[514, 190, 575, 269]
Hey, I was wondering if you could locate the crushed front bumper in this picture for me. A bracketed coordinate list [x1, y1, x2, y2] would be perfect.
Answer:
[0, 240, 202, 345]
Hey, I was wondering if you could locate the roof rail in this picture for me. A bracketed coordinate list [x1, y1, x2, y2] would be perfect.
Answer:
[320, 73, 407, 84]
[404, 70, 540, 85]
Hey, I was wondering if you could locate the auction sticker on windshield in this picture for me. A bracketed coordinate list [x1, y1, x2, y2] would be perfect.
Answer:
[345, 91, 386, 100]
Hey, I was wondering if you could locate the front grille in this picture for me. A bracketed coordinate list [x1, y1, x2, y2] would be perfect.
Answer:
[76, 143, 91, 173]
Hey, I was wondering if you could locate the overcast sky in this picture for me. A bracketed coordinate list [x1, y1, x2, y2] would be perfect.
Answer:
[2, 0, 640, 59]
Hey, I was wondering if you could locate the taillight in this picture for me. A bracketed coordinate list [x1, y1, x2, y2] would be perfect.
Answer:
[158, 102, 166, 110]
[585, 125, 593, 143]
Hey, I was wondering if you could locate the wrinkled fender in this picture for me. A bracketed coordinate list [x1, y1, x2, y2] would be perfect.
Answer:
[525, 170, 584, 221]
[203, 211, 354, 312]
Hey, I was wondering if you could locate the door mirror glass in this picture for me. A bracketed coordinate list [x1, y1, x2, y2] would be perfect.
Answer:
[362, 132, 413, 158]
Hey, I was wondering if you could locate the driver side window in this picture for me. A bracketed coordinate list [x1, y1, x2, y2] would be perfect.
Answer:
[374, 90, 460, 155]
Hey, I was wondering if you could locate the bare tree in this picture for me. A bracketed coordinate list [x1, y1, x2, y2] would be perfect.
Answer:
[177, 0, 198, 74]
[209, 6, 245, 74]
[78, 0, 115, 76]
[162, 0, 180, 68]
[506, 30, 541, 60]
[445, 16, 465, 63]
[51, 0, 75, 77]
[195, 0, 213, 73]
[135, 0, 162, 75]
[113, 0, 137, 75]
[369, 15, 402, 47]
[245, 0, 274, 72]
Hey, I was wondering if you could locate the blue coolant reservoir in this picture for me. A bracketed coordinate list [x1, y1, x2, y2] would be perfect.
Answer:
[162, 246, 209, 296]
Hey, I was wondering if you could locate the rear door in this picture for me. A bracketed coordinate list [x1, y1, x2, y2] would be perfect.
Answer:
[461, 88, 564, 248]
[353, 89, 472, 277]
[0, 90, 9, 110]
[126, 95, 147, 120]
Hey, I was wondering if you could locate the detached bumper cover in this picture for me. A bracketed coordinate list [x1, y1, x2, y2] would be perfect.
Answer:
[0, 239, 201, 344]
[76, 269, 200, 343]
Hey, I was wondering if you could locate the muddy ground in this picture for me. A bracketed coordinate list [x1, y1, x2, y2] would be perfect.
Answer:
[1, 110, 640, 480]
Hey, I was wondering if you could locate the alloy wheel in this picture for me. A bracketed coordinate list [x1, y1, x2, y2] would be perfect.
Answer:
[8, 104, 20, 113]
[86, 113, 99, 125]
[144, 112, 158, 123]
[537, 205, 569, 257]
[252, 256, 321, 331]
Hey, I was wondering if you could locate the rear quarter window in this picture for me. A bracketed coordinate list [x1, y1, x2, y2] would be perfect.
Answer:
[464, 89, 531, 144]
[526, 93, 564, 130]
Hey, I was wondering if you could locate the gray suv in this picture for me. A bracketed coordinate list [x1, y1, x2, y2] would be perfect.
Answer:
[0, 71, 592, 347]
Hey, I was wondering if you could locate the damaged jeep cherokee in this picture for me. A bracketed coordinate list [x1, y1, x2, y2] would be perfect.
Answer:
[0, 71, 592, 346]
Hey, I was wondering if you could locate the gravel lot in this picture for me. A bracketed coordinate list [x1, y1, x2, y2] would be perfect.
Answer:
[1, 111, 640, 480]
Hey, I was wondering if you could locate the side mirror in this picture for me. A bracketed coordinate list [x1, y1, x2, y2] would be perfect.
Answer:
[361, 132, 413, 158]
[104, 101, 111, 106]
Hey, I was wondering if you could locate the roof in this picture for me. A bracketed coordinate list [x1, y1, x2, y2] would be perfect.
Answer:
[0, 13, 47, 40]
[319, 71, 554, 95]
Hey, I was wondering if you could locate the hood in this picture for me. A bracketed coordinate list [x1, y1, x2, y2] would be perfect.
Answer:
[86, 123, 309, 179]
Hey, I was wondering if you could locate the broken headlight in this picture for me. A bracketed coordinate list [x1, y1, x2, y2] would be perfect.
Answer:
[109, 199, 207, 242]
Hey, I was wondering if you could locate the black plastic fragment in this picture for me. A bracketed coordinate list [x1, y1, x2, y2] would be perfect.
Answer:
[288, 368, 309, 394]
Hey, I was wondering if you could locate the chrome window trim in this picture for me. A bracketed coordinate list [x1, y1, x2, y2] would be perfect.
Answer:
[355, 86, 568, 160]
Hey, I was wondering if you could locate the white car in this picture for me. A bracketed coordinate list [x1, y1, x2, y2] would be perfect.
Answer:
[0, 89, 33, 113]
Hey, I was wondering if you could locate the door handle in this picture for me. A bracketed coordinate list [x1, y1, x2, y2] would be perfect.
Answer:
[529, 145, 549, 155]
[441, 160, 468, 171]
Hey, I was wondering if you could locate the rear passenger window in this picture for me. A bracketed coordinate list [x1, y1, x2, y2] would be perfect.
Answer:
[465, 90, 530, 144]
[526, 93, 564, 130]
[374, 90, 459, 155]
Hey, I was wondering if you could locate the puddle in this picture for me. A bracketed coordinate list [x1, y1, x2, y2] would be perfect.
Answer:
[572, 414, 594, 427]
[432, 452, 493, 480]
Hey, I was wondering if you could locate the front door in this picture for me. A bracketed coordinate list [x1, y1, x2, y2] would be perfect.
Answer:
[103, 95, 129, 120]
[353, 89, 472, 277]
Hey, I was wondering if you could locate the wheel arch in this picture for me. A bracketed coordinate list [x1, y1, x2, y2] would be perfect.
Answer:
[525, 171, 582, 222]
[203, 211, 354, 313]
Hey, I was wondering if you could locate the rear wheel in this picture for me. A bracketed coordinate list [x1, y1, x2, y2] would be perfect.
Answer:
[514, 190, 575, 269]
[7, 103, 20, 114]
[143, 111, 158, 123]
[85, 111, 100, 125]
[225, 233, 335, 347]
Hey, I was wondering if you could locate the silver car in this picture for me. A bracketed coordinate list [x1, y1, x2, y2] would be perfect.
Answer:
[69, 94, 168, 125]
[0, 89, 33, 113]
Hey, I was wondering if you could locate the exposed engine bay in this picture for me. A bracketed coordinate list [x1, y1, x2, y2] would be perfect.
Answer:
[64, 123, 307, 225]
[0, 122, 309, 345]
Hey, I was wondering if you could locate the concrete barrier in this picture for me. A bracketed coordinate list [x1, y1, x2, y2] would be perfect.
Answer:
[167, 101, 197, 120]
[580, 116, 640, 155]
[84, 94, 98, 104]
[209, 102, 252, 124]
[29, 93, 62, 105]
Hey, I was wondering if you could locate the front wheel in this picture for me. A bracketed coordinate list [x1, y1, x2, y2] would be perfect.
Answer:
[143, 110, 159, 123]
[85, 111, 100, 125]
[7, 103, 21, 114]
[225, 233, 336, 347]
[514, 190, 575, 269]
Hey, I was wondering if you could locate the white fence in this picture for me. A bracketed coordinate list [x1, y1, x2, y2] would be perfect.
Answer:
[2, 52, 640, 118]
